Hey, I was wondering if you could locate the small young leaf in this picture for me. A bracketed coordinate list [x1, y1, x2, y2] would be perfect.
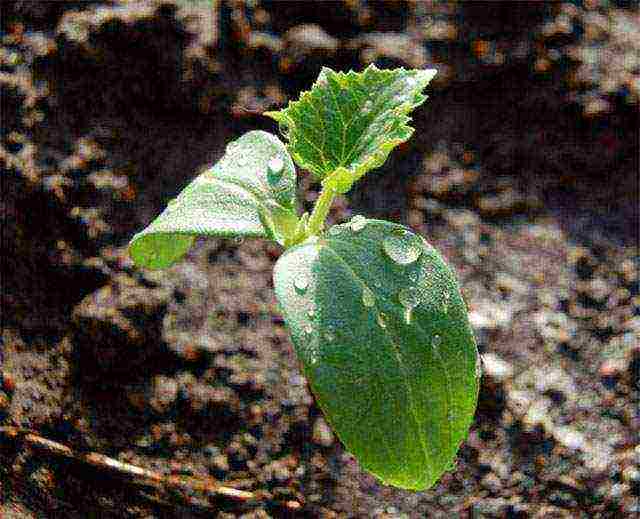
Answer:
[273, 220, 479, 490]
[129, 131, 299, 269]
[265, 65, 437, 186]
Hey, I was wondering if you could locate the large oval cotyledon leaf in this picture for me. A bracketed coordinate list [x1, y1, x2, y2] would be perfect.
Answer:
[273, 218, 479, 490]
[129, 131, 299, 269]
[265, 65, 437, 192]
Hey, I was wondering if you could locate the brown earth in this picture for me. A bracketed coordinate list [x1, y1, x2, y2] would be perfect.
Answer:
[1, 1, 638, 517]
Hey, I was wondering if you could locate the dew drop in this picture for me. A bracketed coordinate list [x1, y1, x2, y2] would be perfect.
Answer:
[431, 334, 442, 350]
[267, 156, 284, 185]
[268, 156, 284, 174]
[398, 287, 420, 324]
[382, 229, 423, 265]
[303, 323, 313, 336]
[442, 292, 450, 314]
[398, 287, 420, 310]
[362, 286, 375, 307]
[349, 215, 367, 232]
[376, 312, 387, 329]
[294, 274, 309, 294]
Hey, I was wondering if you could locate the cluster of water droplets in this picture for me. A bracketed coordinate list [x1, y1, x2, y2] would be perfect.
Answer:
[442, 292, 450, 315]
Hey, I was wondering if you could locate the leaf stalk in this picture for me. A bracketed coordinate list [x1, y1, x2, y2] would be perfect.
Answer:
[306, 183, 336, 237]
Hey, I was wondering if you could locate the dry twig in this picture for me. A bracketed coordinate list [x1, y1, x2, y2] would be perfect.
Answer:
[0, 426, 270, 509]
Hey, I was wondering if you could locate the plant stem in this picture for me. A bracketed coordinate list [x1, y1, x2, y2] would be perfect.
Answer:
[306, 184, 336, 237]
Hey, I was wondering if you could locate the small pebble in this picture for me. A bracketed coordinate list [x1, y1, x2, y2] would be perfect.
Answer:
[481, 353, 514, 379]
[312, 417, 334, 447]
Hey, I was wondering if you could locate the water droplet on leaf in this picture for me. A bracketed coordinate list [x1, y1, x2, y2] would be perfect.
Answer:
[398, 287, 420, 310]
[268, 156, 284, 174]
[267, 156, 284, 185]
[442, 292, 450, 314]
[294, 274, 309, 294]
[382, 229, 423, 265]
[432, 334, 442, 350]
[349, 215, 367, 232]
[398, 287, 420, 324]
[303, 323, 313, 336]
[376, 312, 387, 329]
[362, 286, 375, 307]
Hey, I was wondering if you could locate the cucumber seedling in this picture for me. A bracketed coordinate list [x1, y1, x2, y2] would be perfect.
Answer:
[129, 65, 480, 491]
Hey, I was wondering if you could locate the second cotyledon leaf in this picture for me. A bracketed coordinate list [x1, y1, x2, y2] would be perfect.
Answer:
[273, 217, 480, 490]
[128, 131, 299, 269]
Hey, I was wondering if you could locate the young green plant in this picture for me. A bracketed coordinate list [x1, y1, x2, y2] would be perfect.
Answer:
[129, 65, 480, 491]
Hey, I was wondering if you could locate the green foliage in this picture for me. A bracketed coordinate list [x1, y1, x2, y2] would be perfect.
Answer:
[274, 220, 479, 490]
[265, 65, 437, 192]
[129, 131, 299, 269]
[128, 65, 480, 491]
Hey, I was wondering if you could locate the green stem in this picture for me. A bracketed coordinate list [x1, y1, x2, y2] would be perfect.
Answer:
[306, 184, 336, 237]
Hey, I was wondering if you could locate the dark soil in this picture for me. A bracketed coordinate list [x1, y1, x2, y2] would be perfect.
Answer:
[1, 1, 638, 517]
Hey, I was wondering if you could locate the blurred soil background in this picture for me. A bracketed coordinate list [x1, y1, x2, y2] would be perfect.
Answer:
[1, 0, 638, 517]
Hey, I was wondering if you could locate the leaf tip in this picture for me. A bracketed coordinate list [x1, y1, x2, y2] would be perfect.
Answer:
[421, 68, 438, 83]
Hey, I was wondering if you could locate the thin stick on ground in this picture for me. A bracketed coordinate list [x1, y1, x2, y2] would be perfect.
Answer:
[0, 426, 270, 506]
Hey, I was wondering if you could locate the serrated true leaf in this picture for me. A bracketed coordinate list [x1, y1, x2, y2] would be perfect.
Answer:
[129, 131, 299, 269]
[273, 220, 479, 490]
[265, 64, 437, 188]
